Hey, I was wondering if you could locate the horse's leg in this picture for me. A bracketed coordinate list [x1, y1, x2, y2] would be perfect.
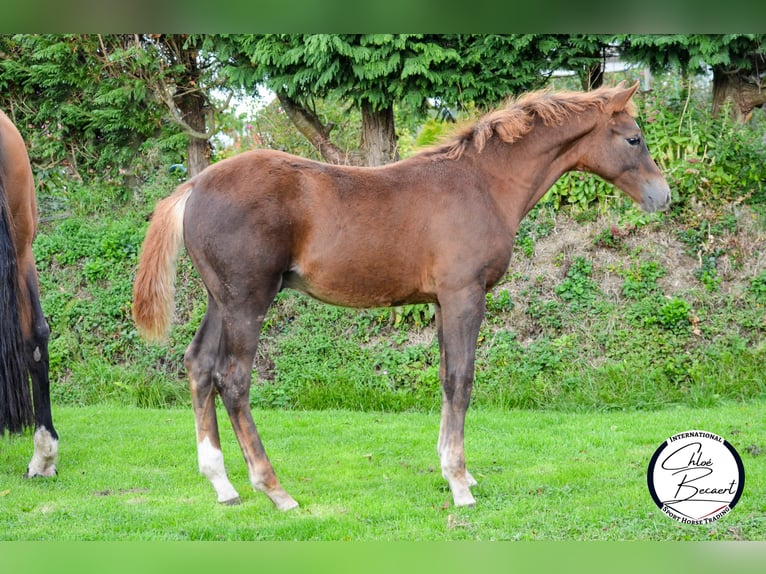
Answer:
[435, 305, 478, 490]
[184, 297, 241, 504]
[435, 287, 485, 507]
[20, 264, 58, 478]
[215, 288, 298, 511]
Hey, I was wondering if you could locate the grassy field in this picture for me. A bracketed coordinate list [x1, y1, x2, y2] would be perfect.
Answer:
[1, 401, 764, 541]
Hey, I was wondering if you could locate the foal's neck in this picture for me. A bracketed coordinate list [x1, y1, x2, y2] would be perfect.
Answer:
[485, 113, 601, 226]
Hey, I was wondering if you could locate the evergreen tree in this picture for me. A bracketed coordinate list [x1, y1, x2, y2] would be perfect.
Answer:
[215, 34, 601, 166]
[620, 34, 766, 122]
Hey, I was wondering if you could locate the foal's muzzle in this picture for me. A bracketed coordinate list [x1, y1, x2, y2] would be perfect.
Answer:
[641, 181, 671, 212]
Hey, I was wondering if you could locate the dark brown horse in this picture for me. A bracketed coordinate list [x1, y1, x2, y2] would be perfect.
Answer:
[0, 108, 58, 477]
[133, 82, 670, 509]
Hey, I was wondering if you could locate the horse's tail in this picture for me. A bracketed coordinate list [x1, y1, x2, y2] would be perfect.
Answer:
[132, 182, 194, 343]
[0, 176, 33, 434]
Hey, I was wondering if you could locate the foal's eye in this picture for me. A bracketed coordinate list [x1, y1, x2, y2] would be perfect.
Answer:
[626, 136, 641, 146]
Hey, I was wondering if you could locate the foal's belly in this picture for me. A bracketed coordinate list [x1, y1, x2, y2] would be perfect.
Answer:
[281, 264, 435, 309]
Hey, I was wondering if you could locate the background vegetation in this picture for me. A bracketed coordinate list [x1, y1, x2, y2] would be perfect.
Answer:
[1, 35, 765, 542]
[21, 69, 765, 415]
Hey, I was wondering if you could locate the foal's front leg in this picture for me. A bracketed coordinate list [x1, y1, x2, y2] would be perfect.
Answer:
[435, 306, 478, 493]
[435, 289, 485, 507]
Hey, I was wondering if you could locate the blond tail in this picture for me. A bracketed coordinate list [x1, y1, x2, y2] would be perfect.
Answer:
[132, 182, 193, 343]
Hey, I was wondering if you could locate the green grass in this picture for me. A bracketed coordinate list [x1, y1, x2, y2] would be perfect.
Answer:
[2, 401, 764, 541]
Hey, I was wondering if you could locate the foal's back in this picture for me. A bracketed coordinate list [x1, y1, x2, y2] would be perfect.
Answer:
[184, 148, 510, 309]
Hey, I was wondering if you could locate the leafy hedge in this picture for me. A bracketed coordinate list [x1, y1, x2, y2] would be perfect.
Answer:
[32, 75, 766, 411]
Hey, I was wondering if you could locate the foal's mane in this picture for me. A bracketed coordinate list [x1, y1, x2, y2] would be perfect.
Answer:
[425, 85, 638, 161]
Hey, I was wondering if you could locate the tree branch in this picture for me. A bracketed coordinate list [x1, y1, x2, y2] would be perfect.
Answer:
[276, 93, 360, 165]
[154, 75, 216, 140]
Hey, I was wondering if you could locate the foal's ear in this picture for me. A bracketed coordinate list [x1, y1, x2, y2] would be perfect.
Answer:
[609, 81, 640, 112]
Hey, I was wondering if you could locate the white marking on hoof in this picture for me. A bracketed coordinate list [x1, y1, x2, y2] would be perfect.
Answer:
[251, 475, 299, 510]
[271, 493, 299, 511]
[25, 427, 58, 478]
[197, 437, 240, 503]
[453, 489, 477, 507]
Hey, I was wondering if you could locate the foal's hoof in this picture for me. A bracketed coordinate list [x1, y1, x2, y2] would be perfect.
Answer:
[24, 465, 57, 479]
[276, 498, 299, 512]
[271, 493, 300, 511]
[220, 496, 242, 506]
[452, 489, 477, 508]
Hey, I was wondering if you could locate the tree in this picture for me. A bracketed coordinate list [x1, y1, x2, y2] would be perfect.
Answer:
[215, 34, 591, 166]
[137, 34, 234, 177]
[0, 34, 167, 182]
[620, 34, 766, 122]
[0, 34, 232, 182]
[218, 34, 462, 166]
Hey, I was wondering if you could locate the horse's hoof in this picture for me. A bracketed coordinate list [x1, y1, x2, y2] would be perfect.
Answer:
[452, 490, 477, 507]
[24, 466, 57, 479]
[276, 498, 299, 512]
[220, 496, 242, 506]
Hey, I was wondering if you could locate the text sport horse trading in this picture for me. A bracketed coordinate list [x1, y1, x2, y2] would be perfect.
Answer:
[0, 108, 58, 477]
[133, 82, 670, 508]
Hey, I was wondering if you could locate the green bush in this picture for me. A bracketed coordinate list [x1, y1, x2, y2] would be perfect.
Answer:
[28, 72, 766, 413]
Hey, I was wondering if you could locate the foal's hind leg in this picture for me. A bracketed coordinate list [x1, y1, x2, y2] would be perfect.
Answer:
[19, 264, 58, 478]
[185, 298, 240, 504]
[215, 292, 298, 511]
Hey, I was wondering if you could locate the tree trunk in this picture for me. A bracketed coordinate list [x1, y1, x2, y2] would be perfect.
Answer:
[277, 95, 398, 167]
[579, 62, 604, 91]
[360, 102, 398, 166]
[178, 90, 210, 177]
[712, 65, 766, 123]
[153, 34, 214, 178]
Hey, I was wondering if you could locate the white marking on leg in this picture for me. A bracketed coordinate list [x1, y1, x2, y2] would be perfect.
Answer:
[440, 441, 476, 507]
[438, 402, 477, 505]
[197, 436, 240, 504]
[33, 346, 42, 362]
[26, 426, 58, 478]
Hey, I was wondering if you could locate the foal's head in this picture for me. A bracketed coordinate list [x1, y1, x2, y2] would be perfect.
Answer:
[575, 81, 671, 212]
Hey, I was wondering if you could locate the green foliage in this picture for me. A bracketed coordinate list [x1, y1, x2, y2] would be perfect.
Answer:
[485, 290, 514, 315]
[391, 304, 435, 329]
[620, 34, 765, 76]
[639, 80, 765, 207]
[0, 34, 181, 184]
[225, 34, 581, 115]
[749, 271, 766, 303]
[620, 261, 666, 299]
[545, 172, 617, 210]
[554, 257, 599, 308]
[654, 297, 694, 331]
